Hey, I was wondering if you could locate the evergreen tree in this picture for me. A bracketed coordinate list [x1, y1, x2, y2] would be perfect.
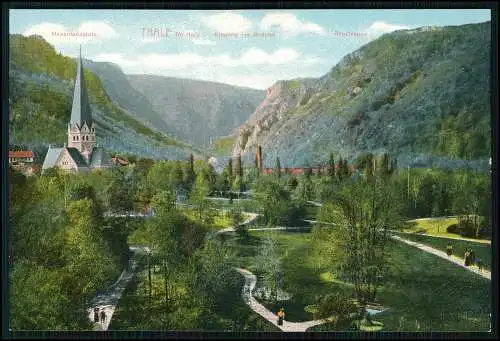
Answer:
[226, 158, 233, 187]
[337, 157, 344, 181]
[364, 153, 375, 179]
[328, 152, 335, 178]
[275, 157, 281, 179]
[236, 154, 243, 178]
[343, 159, 350, 178]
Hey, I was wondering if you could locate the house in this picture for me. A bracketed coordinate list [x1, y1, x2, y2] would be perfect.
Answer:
[41, 46, 115, 174]
[9, 150, 34, 164]
[112, 156, 130, 166]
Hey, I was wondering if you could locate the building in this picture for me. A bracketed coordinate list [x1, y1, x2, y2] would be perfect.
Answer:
[9, 150, 34, 164]
[111, 156, 130, 166]
[42, 47, 114, 173]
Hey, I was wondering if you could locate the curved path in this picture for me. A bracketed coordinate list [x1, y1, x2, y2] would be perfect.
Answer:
[217, 213, 261, 234]
[87, 246, 150, 330]
[392, 230, 491, 245]
[391, 235, 491, 280]
[234, 268, 332, 332]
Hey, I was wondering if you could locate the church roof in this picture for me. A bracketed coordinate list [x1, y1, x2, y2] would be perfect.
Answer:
[69, 46, 93, 128]
[42, 147, 64, 170]
[89, 146, 112, 167]
[66, 147, 89, 167]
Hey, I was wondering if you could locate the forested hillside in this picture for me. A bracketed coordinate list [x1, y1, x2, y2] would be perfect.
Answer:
[232, 22, 491, 169]
[9, 34, 198, 160]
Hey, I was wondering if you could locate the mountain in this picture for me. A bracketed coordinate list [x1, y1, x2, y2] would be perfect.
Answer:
[81, 59, 177, 138]
[9, 34, 199, 160]
[232, 22, 491, 170]
[126, 75, 265, 148]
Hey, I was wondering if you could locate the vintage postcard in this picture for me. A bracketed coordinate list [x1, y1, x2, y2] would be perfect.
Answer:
[6, 4, 493, 335]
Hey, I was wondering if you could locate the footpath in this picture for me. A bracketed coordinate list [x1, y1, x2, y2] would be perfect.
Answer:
[391, 235, 491, 280]
[87, 246, 149, 330]
[234, 268, 332, 332]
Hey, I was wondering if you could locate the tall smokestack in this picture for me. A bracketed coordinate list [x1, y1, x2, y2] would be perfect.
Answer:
[257, 145, 263, 174]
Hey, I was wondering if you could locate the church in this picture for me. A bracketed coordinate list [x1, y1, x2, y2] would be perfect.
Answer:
[42, 47, 115, 173]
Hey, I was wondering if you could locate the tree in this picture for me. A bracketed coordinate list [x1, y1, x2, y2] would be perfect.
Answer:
[190, 173, 212, 222]
[232, 175, 243, 193]
[108, 167, 136, 214]
[275, 157, 281, 179]
[317, 293, 359, 327]
[232, 206, 248, 239]
[337, 157, 344, 181]
[294, 174, 314, 201]
[235, 154, 243, 178]
[252, 178, 289, 226]
[328, 152, 335, 178]
[183, 156, 196, 190]
[317, 176, 403, 308]
[226, 158, 234, 190]
[255, 237, 283, 302]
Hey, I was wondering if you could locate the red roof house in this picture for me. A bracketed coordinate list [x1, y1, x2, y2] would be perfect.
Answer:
[9, 151, 35, 164]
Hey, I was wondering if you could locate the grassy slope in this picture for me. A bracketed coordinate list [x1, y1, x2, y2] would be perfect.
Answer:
[229, 230, 490, 331]
[213, 136, 236, 156]
[403, 218, 491, 243]
[394, 232, 491, 270]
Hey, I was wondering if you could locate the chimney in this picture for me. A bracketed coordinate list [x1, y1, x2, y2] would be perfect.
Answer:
[257, 145, 263, 174]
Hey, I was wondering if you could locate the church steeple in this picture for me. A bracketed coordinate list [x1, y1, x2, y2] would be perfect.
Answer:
[69, 45, 93, 128]
[67, 45, 96, 162]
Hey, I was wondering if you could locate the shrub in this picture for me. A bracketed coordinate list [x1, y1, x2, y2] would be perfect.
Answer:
[317, 293, 359, 323]
[446, 224, 460, 234]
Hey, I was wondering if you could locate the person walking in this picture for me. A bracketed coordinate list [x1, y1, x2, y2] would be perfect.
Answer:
[100, 310, 106, 324]
[464, 250, 471, 266]
[446, 245, 453, 258]
[93, 307, 99, 323]
[277, 308, 285, 325]
[476, 258, 484, 272]
[469, 249, 476, 266]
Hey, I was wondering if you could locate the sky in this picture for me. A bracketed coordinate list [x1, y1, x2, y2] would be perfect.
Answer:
[10, 9, 491, 90]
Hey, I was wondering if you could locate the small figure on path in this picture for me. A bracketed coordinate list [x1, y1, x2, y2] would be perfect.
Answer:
[100, 310, 106, 324]
[476, 258, 484, 272]
[469, 249, 476, 266]
[464, 250, 471, 266]
[277, 308, 285, 325]
[446, 245, 453, 258]
[93, 307, 99, 323]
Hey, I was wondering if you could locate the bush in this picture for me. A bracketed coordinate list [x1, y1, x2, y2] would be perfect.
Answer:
[446, 224, 460, 234]
[457, 218, 476, 238]
[317, 293, 359, 323]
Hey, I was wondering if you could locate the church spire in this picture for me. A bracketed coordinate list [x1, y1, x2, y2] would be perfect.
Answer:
[69, 45, 93, 128]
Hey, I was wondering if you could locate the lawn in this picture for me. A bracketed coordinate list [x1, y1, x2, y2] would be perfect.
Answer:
[403, 218, 491, 243]
[229, 230, 491, 331]
[179, 207, 249, 230]
[393, 232, 492, 271]
[229, 230, 354, 322]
